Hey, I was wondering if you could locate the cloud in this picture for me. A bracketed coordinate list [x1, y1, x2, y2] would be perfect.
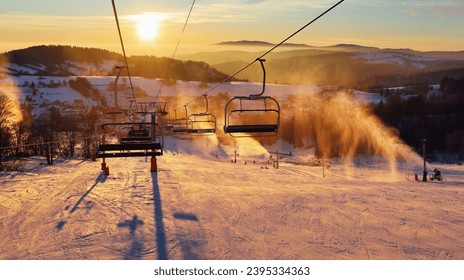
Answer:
[400, 1, 464, 19]
[0, 12, 114, 29]
[183, 0, 343, 24]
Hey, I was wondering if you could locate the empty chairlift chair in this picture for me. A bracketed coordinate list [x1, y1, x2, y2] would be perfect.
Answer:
[186, 94, 217, 135]
[96, 112, 163, 159]
[223, 59, 280, 137]
[170, 107, 190, 134]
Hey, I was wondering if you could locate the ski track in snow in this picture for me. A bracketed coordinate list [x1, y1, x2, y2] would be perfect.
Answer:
[1, 141, 464, 260]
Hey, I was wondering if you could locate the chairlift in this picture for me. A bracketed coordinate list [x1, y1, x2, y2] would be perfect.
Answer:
[121, 124, 151, 143]
[95, 70, 164, 159]
[171, 106, 190, 134]
[95, 112, 163, 159]
[186, 95, 217, 135]
[223, 59, 280, 137]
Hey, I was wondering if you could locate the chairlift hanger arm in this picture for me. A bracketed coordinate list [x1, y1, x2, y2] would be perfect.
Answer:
[251, 58, 266, 98]
[203, 94, 209, 114]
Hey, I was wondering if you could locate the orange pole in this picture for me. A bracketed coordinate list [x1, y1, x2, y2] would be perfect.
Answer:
[151, 156, 158, 172]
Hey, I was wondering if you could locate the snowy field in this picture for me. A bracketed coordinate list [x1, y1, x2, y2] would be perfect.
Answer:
[0, 75, 385, 112]
[1, 136, 463, 260]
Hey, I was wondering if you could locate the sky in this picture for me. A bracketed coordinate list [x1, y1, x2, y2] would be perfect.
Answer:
[1, 0, 464, 56]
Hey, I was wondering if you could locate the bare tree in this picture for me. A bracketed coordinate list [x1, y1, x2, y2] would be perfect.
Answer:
[0, 92, 15, 165]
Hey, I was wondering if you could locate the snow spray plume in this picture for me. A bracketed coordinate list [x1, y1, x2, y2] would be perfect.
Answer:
[305, 92, 422, 172]
[0, 78, 23, 123]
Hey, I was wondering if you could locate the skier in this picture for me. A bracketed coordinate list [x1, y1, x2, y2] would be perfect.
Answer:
[431, 168, 442, 181]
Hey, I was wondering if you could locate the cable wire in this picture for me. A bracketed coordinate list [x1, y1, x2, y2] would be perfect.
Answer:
[172, 0, 345, 111]
[111, 0, 138, 108]
[154, 0, 196, 102]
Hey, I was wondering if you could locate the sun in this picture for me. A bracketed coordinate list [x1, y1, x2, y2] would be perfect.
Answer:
[131, 13, 164, 42]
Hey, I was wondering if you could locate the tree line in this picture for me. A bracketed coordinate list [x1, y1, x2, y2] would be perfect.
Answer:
[374, 76, 464, 158]
[0, 91, 101, 170]
[1, 45, 236, 83]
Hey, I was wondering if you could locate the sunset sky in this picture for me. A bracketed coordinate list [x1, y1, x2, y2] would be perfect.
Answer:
[1, 0, 463, 56]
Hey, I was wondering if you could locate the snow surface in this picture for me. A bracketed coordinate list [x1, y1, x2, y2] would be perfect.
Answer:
[1, 135, 463, 260]
[0, 74, 462, 260]
[352, 52, 439, 69]
[0, 75, 380, 111]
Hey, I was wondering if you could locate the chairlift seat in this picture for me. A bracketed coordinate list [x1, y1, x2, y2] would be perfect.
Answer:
[187, 128, 216, 134]
[186, 113, 217, 135]
[172, 128, 188, 133]
[96, 142, 162, 158]
[96, 151, 162, 158]
[224, 124, 278, 134]
[98, 142, 161, 151]
[128, 129, 149, 137]
[120, 136, 153, 142]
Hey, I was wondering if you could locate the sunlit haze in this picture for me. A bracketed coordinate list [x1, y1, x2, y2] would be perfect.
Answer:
[1, 0, 464, 55]
[128, 13, 166, 42]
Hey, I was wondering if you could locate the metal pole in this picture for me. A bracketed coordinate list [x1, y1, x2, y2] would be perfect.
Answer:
[323, 159, 325, 178]
[276, 151, 279, 169]
[422, 138, 427, 182]
[114, 65, 125, 109]
[50, 113, 53, 165]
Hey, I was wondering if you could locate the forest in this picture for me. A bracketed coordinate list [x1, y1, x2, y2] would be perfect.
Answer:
[0, 45, 235, 83]
[0, 92, 101, 168]
[374, 76, 464, 158]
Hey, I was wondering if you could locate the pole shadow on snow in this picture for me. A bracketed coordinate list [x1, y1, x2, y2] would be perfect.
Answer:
[172, 212, 203, 260]
[56, 173, 107, 231]
[69, 173, 107, 214]
[151, 172, 168, 260]
[152, 171, 203, 259]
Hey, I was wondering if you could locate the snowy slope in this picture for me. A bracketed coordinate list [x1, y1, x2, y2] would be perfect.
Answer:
[1, 136, 463, 260]
[352, 51, 439, 69]
[0, 74, 383, 116]
[0, 60, 119, 76]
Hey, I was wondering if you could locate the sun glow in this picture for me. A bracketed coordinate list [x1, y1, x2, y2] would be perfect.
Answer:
[130, 13, 165, 42]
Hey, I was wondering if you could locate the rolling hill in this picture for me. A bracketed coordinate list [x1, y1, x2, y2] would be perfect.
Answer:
[0, 45, 234, 83]
[179, 42, 464, 88]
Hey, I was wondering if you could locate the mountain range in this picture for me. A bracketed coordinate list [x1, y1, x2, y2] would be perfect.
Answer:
[180, 41, 464, 88]
[2, 43, 464, 89]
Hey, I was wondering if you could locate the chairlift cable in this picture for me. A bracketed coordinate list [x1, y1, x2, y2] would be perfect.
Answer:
[154, 0, 196, 103]
[111, 0, 138, 108]
[257, 0, 344, 60]
[172, 0, 345, 111]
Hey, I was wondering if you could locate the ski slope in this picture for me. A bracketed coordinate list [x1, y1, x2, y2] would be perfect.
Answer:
[1, 136, 464, 260]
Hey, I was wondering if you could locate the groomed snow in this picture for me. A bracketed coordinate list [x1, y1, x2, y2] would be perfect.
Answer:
[0, 73, 462, 260]
[1, 136, 463, 260]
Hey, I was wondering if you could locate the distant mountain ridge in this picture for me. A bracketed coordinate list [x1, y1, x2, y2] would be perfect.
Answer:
[2, 44, 464, 88]
[216, 40, 313, 48]
[182, 42, 464, 88]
